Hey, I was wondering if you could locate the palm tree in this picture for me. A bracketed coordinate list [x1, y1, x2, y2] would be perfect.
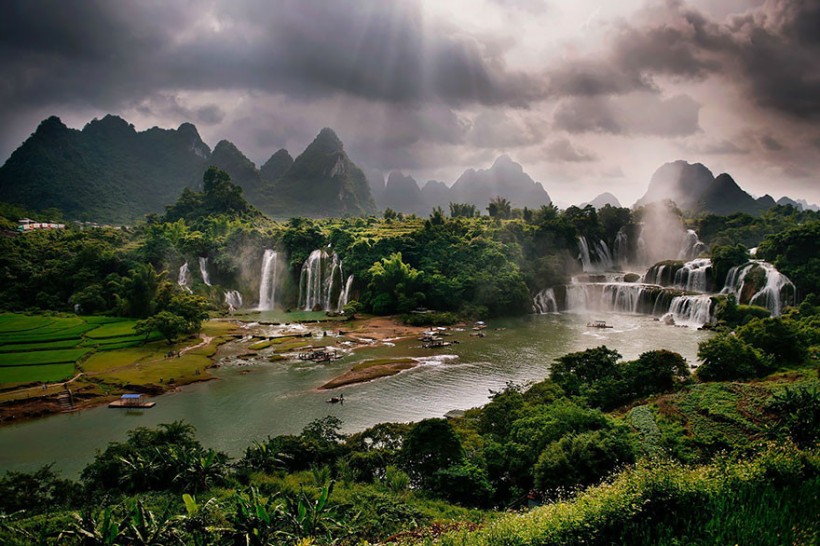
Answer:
[487, 196, 512, 219]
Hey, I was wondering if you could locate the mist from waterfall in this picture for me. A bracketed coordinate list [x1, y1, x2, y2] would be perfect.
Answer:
[199, 257, 212, 286]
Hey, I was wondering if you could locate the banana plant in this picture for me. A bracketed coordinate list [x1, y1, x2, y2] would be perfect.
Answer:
[58, 507, 126, 546]
[121, 499, 177, 546]
[286, 481, 343, 542]
[227, 487, 290, 546]
[173, 494, 224, 546]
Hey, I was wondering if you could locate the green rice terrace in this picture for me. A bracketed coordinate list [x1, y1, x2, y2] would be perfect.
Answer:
[0, 313, 237, 419]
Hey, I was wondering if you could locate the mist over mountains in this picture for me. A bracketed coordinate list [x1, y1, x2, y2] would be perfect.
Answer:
[0, 116, 815, 223]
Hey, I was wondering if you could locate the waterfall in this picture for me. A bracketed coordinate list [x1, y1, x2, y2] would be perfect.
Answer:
[561, 282, 654, 314]
[643, 264, 667, 286]
[677, 230, 707, 261]
[578, 237, 593, 272]
[674, 258, 711, 292]
[199, 257, 212, 286]
[225, 290, 243, 311]
[749, 262, 794, 316]
[614, 228, 629, 266]
[578, 236, 614, 272]
[665, 295, 714, 327]
[721, 260, 794, 316]
[533, 288, 558, 314]
[337, 275, 354, 312]
[601, 284, 647, 314]
[299, 249, 344, 312]
[177, 262, 192, 292]
[257, 249, 279, 311]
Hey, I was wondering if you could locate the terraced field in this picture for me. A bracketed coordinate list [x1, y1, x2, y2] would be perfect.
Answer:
[0, 314, 162, 385]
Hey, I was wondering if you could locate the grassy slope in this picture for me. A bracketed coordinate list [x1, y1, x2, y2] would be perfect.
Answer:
[435, 366, 820, 546]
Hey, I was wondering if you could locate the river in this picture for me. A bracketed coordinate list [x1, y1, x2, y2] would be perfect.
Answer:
[0, 312, 710, 477]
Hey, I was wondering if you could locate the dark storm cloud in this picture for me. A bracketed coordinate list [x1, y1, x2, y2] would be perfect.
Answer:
[553, 94, 702, 136]
[603, 0, 820, 120]
[760, 134, 784, 151]
[0, 0, 543, 112]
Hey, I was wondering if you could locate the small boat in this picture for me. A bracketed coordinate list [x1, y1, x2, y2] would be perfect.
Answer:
[587, 320, 613, 329]
[326, 394, 345, 404]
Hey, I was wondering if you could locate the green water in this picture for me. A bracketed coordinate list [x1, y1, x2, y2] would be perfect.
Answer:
[0, 313, 710, 477]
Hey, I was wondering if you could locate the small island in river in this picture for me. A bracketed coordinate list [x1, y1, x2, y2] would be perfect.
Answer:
[319, 357, 417, 390]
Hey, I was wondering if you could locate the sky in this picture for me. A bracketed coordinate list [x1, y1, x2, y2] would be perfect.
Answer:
[1, 0, 818, 207]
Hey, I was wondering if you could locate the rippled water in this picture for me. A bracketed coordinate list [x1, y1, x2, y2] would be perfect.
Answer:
[0, 313, 710, 476]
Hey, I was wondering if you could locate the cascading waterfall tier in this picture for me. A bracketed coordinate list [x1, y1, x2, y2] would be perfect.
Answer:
[577, 236, 614, 272]
[337, 275, 354, 311]
[177, 262, 192, 292]
[664, 295, 715, 327]
[225, 290, 243, 311]
[199, 257, 212, 286]
[533, 288, 558, 314]
[721, 260, 795, 316]
[674, 258, 712, 293]
[299, 249, 348, 312]
[257, 249, 280, 311]
[560, 281, 666, 315]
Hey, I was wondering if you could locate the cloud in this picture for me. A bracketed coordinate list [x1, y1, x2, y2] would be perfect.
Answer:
[467, 110, 545, 148]
[760, 134, 784, 151]
[543, 138, 596, 162]
[679, 138, 749, 155]
[553, 93, 702, 136]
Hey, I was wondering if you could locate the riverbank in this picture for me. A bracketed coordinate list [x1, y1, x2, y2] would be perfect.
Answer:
[0, 314, 426, 426]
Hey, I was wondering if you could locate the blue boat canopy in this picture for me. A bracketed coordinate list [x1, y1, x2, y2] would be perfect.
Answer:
[121, 394, 142, 399]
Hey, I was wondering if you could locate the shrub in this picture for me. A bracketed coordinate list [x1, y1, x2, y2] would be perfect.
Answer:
[737, 317, 808, 365]
[695, 333, 773, 381]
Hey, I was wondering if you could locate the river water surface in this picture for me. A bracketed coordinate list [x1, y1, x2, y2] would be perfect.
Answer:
[0, 312, 710, 476]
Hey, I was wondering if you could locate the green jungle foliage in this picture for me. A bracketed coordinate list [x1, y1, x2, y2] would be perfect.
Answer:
[0, 324, 817, 544]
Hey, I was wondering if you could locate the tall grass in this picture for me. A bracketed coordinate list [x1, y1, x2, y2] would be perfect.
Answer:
[438, 446, 819, 546]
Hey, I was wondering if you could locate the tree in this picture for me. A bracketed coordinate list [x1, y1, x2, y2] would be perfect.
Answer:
[449, 202, 478, 218]
[737, 317, 808, 365]
[136, 311, 188, 344]
[534, 426, 635, 493]
[400, 418, 464, 487]
[367, 252, 424, 314]
[623, 350, 690, 397]
[551, 346, 622, 396]
[710, 243, 750, 288]
[487, 196, 512, 219]
[164, 293, 209, 334]
[696, 333, 772, 381]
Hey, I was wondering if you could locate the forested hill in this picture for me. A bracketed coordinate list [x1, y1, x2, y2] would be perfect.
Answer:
[0, 116, 377, 223]
[0, 116, 209, 224]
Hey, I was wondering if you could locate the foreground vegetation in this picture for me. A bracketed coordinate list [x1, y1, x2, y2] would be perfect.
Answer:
[0, 304, 816, 544]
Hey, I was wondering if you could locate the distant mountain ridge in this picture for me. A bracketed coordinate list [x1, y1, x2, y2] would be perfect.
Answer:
[370, 155, 552, 215]
[635, 160, 779, 216]
[0, 116, 376, 222]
